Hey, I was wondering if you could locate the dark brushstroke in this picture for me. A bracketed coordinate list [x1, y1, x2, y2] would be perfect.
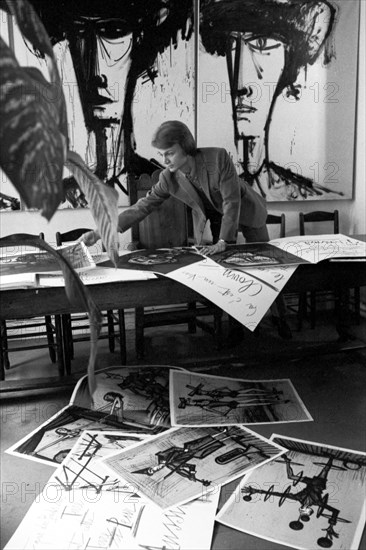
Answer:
[30, 0, 193, 186]
[200, 0, 341, 200]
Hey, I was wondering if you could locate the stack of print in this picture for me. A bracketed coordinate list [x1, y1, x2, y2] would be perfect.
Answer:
[5, 365, 366, 549]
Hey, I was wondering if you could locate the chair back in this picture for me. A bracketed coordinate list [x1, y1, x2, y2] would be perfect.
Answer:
[56, 228, 92, 246]
[133, 173, 189, 249]
[299, 210, 339, 235]
[266, 213, 286, 238]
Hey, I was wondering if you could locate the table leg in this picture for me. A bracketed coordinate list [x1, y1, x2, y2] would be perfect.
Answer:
[335, 289, 354, 342]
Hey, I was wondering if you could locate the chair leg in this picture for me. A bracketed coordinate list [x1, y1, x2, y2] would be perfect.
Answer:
[107, 310, 115, 353]
[354, 287, 361, 324]
[63, 314, 74, 360]
[135, 307, 145, 359]
[59, 314, 73, 361]
[54, 315, 65, 376]
[335, 289, 354, 342]
[45, 315, 56, 363]
[187, 302, 197, 333]
[0, 322, 7, 380]
[0, 320, 10, 370]
[213, 308, 223, 350]
[117, 309, 126, 365]
[310, 291, 317, 329]
[297, 292, 307, 331]
[0, 344, 4, 380]
[271, 295, 292, 339]
[60, 314, 72, 375]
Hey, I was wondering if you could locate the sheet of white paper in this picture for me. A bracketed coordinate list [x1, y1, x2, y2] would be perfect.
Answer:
[5, 430, 219, 550]
[102, 425, 286, 510]
[39, 266, 157, 287]
[135, 492, 220, 550]
[164, 256, 297, 330]
[0, 271, 38, 289]
[71, 364, 186, 427]
[217, 434, 366, 550]
[270, 234, 366, 264]
[169, 370, 313, 426]
[6, 366, 185, 467]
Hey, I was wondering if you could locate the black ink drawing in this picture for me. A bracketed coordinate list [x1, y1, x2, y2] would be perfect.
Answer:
[0, 242, 93, 276]
[53, 431, 147, 495]
[131, 428, 277, 486]
[99, 247, 204, 274]
[217, 435, 366, 550]
[170, 371, 312, 426]
[103, 425, 285, 509]
[72, 365, 180, 429]
[0, 191, 20, 211]
[242, 455, 352, 548]
[30, 0, 193, 205]
[177, 384, 288, 417]
[200, 0, 354, 201]
[6, 429, 220, 550]
[7, 403, 150, 466]
[213, 242, 307, 268]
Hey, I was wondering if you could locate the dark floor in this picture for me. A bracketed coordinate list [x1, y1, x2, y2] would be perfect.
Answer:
[1, 311, 366, 549]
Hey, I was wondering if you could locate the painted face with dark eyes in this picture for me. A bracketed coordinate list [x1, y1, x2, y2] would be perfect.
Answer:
[228, 33, 286, 139]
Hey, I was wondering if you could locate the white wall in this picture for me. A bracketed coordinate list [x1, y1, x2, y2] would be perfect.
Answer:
[267, 0, 365, 238]
[1, 2, 365, 243]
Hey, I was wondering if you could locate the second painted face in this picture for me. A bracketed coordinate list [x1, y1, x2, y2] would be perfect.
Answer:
[228, 33, 286, 139]
[157, 144, 190, 173]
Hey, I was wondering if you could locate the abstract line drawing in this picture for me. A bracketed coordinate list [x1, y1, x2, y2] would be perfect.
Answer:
[7, 366, 180, 466]
[103, 426, 285, 509]
[217, 435, 366, 550]
[170, 371, 312, 426]
[5, 430, 220, 550]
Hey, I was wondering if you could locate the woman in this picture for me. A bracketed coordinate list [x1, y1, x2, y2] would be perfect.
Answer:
[80, 121, 292, 339]
[80, 120, 268, 254]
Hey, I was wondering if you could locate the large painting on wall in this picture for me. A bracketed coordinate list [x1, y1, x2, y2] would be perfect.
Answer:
[198, 0, 360, 202]
[3, 0, 194, 210]
[0, 0, 360, 212]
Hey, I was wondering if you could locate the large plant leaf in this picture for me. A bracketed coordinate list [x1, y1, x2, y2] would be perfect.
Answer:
[0, 38, 65, 218]
[66, 151, 120, 266]
[1, 0, 54, 59]
[0, 0, 69, 219]
[1, 0, 68, 138]
[0, 234, 102, 399]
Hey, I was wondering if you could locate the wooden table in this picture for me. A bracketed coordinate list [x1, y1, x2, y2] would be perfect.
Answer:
[1, 250, 365, 387]
[2, 259, 365, 317]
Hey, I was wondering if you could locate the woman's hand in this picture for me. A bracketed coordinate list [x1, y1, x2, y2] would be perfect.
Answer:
[199, 239, 226, 256]
[77, 230, 100, 246]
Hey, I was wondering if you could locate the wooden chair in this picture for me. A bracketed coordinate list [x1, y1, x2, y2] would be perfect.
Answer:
[129, 171, 223, 359]
[55, 229, 127, 371]
[300, 210, 339, 236]
[298, 210, 360, 328]
[266, 213, 286, 238]
[0, 233, 64, 377]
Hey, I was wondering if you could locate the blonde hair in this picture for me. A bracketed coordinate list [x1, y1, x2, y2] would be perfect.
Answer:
[151, 121, 197, 155]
